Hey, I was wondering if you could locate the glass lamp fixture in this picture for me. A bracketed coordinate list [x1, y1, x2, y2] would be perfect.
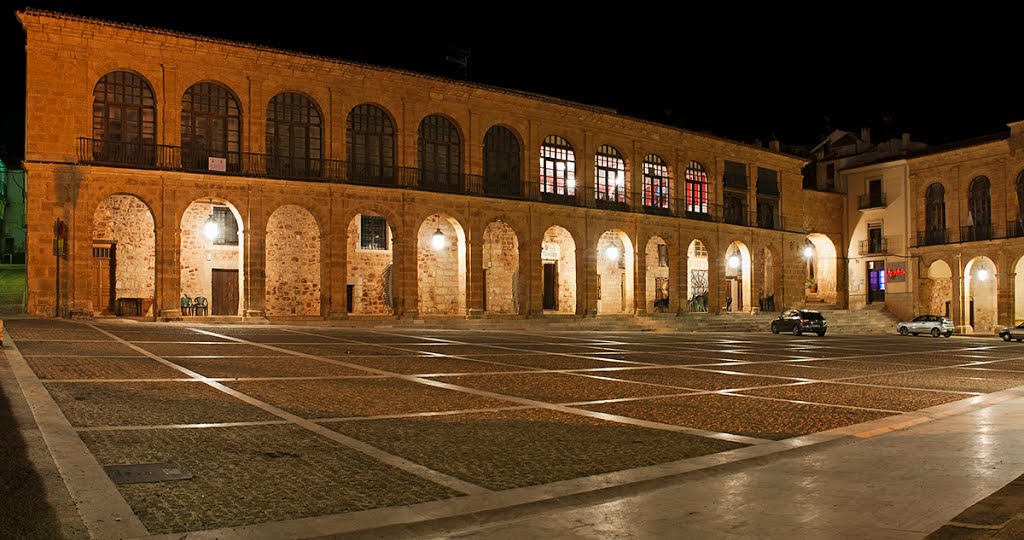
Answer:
[606, 245, 620, 261]
[203, 199, 219, 241]
[977, 268, 989, 281]
[803, 246, 814, 259]
[728, 254, 740, 269]
[431, 216, 446, 250]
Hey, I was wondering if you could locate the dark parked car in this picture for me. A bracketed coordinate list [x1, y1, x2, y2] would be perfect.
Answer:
[771, 309, 827, 336]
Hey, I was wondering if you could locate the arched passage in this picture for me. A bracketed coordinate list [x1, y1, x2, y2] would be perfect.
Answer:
[725, 241, 751, 312]
[597, 229, 634, 314]
[91, 194, 156, 316]
[483, 220, 520, 314]
[1016, 257, 1024, 324]
[964, 256, 997, 333]
[645, 236, 670, 313]
[417, 213, 467, 315]
[265, 205, 320, 316]
[541, 225, 577, 313]
[922, 259, 953, 318]
[346, 212, 394, 315]
[180, 198, 244, 316]
[805, 233, 838, 304]
[687, 239, 709, 312]
[760, 247, 778, 312]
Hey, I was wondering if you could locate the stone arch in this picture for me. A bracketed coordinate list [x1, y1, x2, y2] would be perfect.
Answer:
[265, 205, 321, 316]
[725, 241, 752, 313]
[964, 255, 997, 333]
[541, 225, 577, 314]
[644, 235, 670, 313]
[417, 213, 467, 315]
[921, 259, 953, 318]
[179, 197, 245, 316]
[482, 220, 520, 314]
[805, 233, 838, 304]
[1013, 254, 1024, 324]
[597, 229, 635, 314]
[91, 194, 156, 316]
[347, 211, 395, 315]
[686, 238, 710, 312]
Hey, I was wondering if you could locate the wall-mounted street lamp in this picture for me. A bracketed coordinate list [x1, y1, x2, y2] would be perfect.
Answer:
[431, 215, 446, 250]
[728, 254, 740, 269]
[803, 246, 814, 259]
[976, 268, 989, 281]
[606, 245, 620, 262]
[203, 198, 219, 241]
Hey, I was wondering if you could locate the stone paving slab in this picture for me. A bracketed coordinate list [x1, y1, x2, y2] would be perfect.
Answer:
[394, 344, 514, 356]
[461, 354, 629, 370]
[701, 362, 869, 380]
[225, 378, 517, 419]
[97, 330, 233, 343]
[738, 382, 973, 412]
[324, 408, 744, 490]
[585, 352, 738, 366]
[972, 359, 1024, 372]
[169, 357, 368, 378]
[599, 367, 800, 391]
[25, 356, 184, 380]
[135, 342, 287, 357]
[273, 343, 409, 356]
[875, 355, 987, 367]
[583, 393, 893, 440]
[506, 344, 615, 354]
[44, 381, 278, 427]
[301, 330, 441, 344]
[4, 320, 110, 341]
[203, 332, 340, 344]
[852, 372, 1024, 393]
[434, 373, 684, 403]
[802, 359, 939, 372]
[16, 340, 144, 357]
[79, 425, 459, 534]
[333, 355, 525, 375]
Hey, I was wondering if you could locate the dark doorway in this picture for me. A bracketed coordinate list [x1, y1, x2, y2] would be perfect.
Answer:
[92, 243, 116, 313]
[543, 262, 557, 310]
[346, 285, 354, 313]
[970, 298, 975, 328]
[211, 269, 239, 316]
[867, 260, 886, 303]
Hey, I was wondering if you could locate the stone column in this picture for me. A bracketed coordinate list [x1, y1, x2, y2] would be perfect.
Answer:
[709, 239, 722, 315]
[467, 227, 484, 318]
[397, 202, 418, 318]
[157, 178, 182, 319]
[951, 260, 964, 329]
[634, 238, 648, 316]
[582, 230, 596, 316]
[676, 240, 688, 315]
[999, 271, 1015, 328]
[835, 255, 849, 308]
[243, 187, 266, 318]
[327, 195, 348, 319]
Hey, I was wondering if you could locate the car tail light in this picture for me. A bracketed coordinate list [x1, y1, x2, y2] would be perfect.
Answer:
[800, 318, 808, 323]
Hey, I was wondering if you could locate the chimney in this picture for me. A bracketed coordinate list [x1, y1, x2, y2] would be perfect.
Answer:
[902, 132, 911, 146]
[861, 127, 871, 143]
[769, 139, 780, 152]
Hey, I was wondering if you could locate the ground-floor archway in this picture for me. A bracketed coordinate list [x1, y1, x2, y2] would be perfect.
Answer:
[964, 256, 997, 333]
[541, 225, 577, 313]
[725, 241, 751, 312]
[91, 194, 156, 316]
[645, 236, 670, 313]
[417, 213, 467, 315]
[597, 229, 634, 314]
[805, 233, 838, 304]
[921, 259, 953, 318]
[265, 205, 321, 316]
[347, 212, 394, 315]
[687, 239, 709, 312]
[483, 220, 519, 314]
[180, 198, 244, 316]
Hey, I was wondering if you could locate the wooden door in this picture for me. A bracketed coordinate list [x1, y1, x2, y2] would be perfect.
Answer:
[211, 269, 239, 316]
[92, 243, 115, 313]
[543, 263, 557, 310]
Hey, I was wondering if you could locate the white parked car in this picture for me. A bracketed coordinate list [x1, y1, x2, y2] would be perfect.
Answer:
[999, 323, 1024, 342]
[897, 315, 954, 338]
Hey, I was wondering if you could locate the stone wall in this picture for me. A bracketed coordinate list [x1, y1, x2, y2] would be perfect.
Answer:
[968, 274, 997, 333]
[645, 238, 669, 312]
[180, 201, 242, 316]
[920, 277, 952, 317]
[417, 215, 466, 315]
[597, 230, 632, 314]
[542, 226, 576, 313]
[92, 194, 155, 314]
[346, 214, 393, 315]
[265, 205, 320, 316]
[483, 221, 518, 314]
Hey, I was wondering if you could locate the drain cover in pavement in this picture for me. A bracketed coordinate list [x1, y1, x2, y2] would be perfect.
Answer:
[105, 462, 193, 485]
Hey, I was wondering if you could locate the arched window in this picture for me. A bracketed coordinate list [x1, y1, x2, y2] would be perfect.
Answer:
[1015, 171, 1024, 224]
[539, 136, 576, 201]
[266, 92, 322, 178]
[483, 125, 521, 197]
[594, 145, 626, 206]
[642, 154, 670, 211]
[346, 104, 395, 184]
[968, 176, 991, 241]
[92, 71, 156, 165]
[685, 161, 709, 215]
[181, 82, 241, 172]
[418, 115, 462, 192]
[925, 183, 946, 245]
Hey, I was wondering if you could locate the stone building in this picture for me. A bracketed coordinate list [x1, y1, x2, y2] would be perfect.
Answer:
[0, 158, 26, 263]
[18, 10, 844, 321]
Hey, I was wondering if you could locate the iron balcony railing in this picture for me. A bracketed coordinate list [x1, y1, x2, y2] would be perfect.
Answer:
[960, 224, 993, 243]
[1007, 220, 1024, 239]
[858, 238, 889, 255]
[916, 229, 950, 247]
[78, 137, 813, 232]
[857, 193, 887, 210]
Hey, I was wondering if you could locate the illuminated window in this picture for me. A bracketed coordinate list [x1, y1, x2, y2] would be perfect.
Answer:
[181, 82, 241, 171]
[211, 206, 238, 246]
[657, 244, 669, 267]
[540, 136, 576, 197]
[685, 161, 709, 214]
[595, 145, 626, 203]
[347, 104, 395, 183]
[691, 240, 708, 257]
[643, 154, 670, 209]
[266, 93, 323, 177]
[360, 215, 388, 250]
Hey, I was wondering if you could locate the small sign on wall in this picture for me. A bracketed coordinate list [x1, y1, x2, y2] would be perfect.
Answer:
[886, 262, 907, 282]
[208, 157, 227, 172]
[541, 242, 560, 261]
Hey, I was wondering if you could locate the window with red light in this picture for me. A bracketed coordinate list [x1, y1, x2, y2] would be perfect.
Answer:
[685, 161, 709, 214]
[643, 154, 670, 209]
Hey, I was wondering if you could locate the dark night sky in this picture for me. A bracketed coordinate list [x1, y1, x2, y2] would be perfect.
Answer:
[1, 1, 1021, 166]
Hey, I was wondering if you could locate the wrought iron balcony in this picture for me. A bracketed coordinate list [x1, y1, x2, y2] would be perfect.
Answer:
[857, 193, 887, 210]
[960, 224, 993, 243]
[1007, 220, 1024, 239]
[916, 229, 950, 247]
[858, 238, 889, 255]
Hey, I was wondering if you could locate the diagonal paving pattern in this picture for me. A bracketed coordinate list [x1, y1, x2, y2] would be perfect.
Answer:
[7, 318, 1024, 537]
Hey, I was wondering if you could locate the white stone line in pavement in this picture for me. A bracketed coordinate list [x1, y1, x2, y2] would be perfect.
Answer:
[75, 420, 291, 432]
[84, 324, 491, 497]
[42, 378, 199, 383]
[3, 334, 150, 538]
[312, 405, 537, 423]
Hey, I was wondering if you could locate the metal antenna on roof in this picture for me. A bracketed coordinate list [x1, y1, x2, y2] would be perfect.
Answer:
[445, 47, 471, 80]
